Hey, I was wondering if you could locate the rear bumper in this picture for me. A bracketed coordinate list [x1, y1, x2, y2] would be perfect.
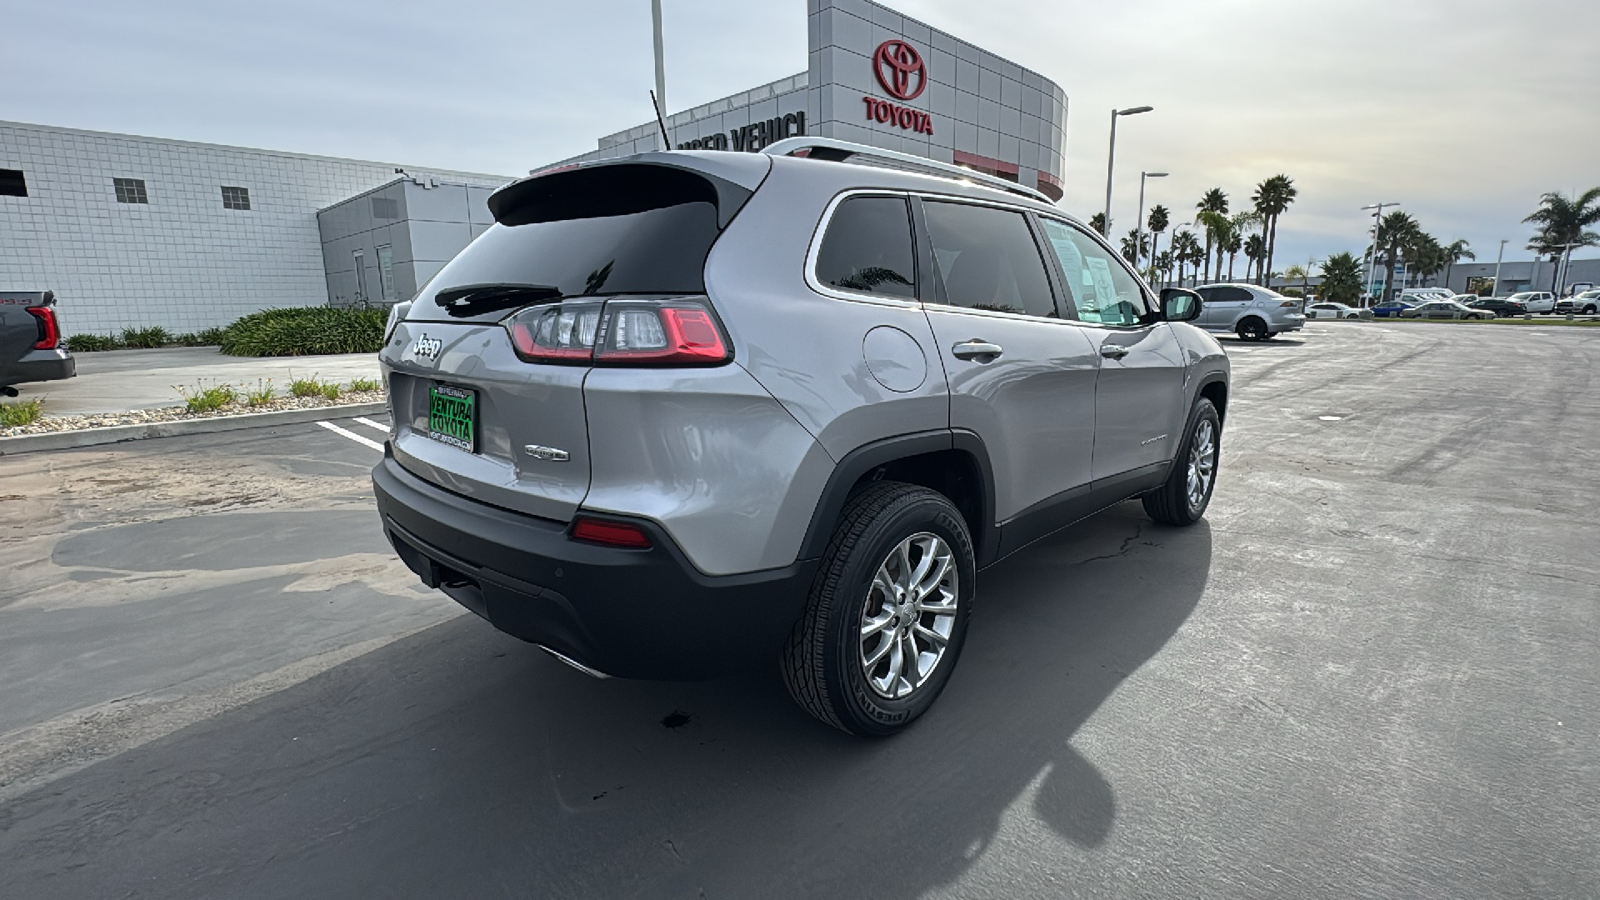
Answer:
[1, 348, 75, 388]
[372, 454, 816, 679]
[1270, 316, 1305, 333]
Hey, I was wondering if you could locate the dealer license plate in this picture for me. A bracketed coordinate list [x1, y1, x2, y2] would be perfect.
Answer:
[427, 383, 476, 452]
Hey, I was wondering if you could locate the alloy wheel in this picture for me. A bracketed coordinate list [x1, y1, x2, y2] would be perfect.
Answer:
[858, 533, 959, 700]
[1186, 419, 1217, 512]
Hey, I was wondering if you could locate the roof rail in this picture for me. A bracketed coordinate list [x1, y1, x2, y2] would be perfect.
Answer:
[762, 136, 1053, 205]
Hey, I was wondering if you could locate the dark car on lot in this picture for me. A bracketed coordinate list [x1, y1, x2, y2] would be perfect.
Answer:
[0, 291, 75, 393]
[1467, 297, 1528, 317]
[1371, 299, 1415, 318]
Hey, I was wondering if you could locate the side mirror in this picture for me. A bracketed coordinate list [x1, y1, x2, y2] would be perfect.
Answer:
[1161, 288, 1202, 322]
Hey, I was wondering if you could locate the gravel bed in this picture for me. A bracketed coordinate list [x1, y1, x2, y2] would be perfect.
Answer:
[0, 391, 386, 437]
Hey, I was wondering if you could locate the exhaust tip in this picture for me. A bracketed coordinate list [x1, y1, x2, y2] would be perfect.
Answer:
[538, 646, 612, 679]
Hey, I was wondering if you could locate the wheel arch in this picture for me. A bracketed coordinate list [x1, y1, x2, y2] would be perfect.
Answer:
[1196, 375, 1229, 424]
[798, 431, 999, 568]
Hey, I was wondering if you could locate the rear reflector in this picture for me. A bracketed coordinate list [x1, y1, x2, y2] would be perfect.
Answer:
[571, 517, 652, 549]
[26, 306, 60, 350]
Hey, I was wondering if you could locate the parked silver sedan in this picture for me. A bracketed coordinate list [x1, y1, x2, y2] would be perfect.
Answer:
[1400, 299, 1496, 320]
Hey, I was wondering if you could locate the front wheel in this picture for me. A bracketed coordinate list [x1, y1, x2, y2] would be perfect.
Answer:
[1143, 398, 1221, 526]
[782, 482, 976, 736]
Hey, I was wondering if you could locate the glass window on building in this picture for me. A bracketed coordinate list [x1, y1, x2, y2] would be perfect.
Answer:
[377, 244, 397, 303]
[221, 186, 251, 210]
[0, 168, 27, 197]
[113, 178, 148, 204]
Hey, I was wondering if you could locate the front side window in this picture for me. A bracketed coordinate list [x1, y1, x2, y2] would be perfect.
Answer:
[1038, 218, 1150, 326]
[814, 196, 916, 299]
[221, 186, 251, 210]
[922, 201, 1055, 317]
[113, 178, 148, 204]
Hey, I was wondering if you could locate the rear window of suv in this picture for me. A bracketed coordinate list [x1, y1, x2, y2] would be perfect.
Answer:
[411, 164, 756, 322]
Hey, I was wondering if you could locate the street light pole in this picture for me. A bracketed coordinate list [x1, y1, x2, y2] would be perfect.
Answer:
[652, 0, 669, 150]
[1360, 202, 1399, 306]
[1102, 106, 1153, 237]
[1136, 171, 1167, 283]
[1492, 238, 1507, 297]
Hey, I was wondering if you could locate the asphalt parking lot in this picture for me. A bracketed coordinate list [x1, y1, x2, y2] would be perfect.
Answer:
[1, 322, 1596, 899]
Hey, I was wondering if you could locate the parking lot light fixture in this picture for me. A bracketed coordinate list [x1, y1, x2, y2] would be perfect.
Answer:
[1103, 106, 1154, 237]
[1493, 238, 1507, 297]
[1361, 202, 1399, 305]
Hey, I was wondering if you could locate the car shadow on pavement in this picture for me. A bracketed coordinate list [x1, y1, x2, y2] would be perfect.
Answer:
[1, 504, 1210, 900]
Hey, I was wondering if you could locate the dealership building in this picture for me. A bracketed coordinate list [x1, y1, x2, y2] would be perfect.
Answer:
[0, 0, 1067, 336]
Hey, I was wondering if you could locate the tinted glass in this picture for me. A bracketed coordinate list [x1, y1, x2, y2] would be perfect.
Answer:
[924, 201, 1055, 317]
[1038, 218, 1149, 325]
[815, 196, 917, 299]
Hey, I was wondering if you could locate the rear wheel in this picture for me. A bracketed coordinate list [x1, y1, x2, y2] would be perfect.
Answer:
[1143, 398, 1221, 526]
[782, 482, 975, 736]
[1237, 318, 1268, 341]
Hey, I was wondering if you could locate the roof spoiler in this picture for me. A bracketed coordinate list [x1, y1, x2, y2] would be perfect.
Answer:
[763, 136, 1053, 205]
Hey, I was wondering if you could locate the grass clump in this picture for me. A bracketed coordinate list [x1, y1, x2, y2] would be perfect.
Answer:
[289, 375, 331, 398]
[1, 398, 45, 427]
[320, 381, 343, 401]
[220, 307, 385, 357]
[121, 326, 173, 349]
[347, 376, 381, 393]
[244, 379, 276, 407]
[64, 334, 122, 352]
[176, 381, 237, 414]
[173, 328, 226, 347]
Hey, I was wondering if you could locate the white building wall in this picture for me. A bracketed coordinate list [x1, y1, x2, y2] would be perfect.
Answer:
[0, 121, 508, 336]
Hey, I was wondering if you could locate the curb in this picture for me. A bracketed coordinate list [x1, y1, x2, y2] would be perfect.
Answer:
[0, 401, 389, 456]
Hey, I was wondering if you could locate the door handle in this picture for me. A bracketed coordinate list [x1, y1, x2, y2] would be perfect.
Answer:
[1100, 344, 1130, 360]
[951, 340, 1003, 361]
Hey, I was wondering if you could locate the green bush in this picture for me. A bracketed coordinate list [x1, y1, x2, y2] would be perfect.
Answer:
[347, 376, 381, 393]
[176, 381, 237, 414]
[64, 334, 122, 352]
[220, 307, 385, 357]
[289, 375, 330, 398]
[194, 327, 228, 346]
[1, 397, 45, 427]
[244, 379, 276, 406]
[121, 326, 173, 349]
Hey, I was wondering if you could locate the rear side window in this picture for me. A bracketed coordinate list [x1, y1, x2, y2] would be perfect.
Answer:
[414, 164, 754, 322]
[814, 196, 916, 299]
[923, 201, 1055, 317]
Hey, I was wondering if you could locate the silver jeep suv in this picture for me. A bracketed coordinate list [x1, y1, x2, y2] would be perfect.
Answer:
[372, 138, 1230, 735]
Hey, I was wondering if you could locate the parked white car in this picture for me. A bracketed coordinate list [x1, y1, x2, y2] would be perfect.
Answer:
[1304, 301, 1373, 320]
[1508, 291, 1556, 313]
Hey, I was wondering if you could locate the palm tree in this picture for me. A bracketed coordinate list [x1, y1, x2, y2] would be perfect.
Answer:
[1146, 204, 1170, 284]
[1440, 239, 1474, 292]
[1170, 230, 1202, 287]
[1372, 211, 1420, 304]
[1523, 188, 1600, 291]
[1119, 229, 1148, 266]
[1319, 252, 1364, 305]
[1194, 188, 1228, 282]
[1088, 212, 1108, 236]
[1252, 175, 1298, 287]
[1243, 233, 1266, 282]
[1194, 211, 1230, 285]
[1154, 250, 1175, 287]
[1283, 264, 1307, 297]
[1228, 211, 1260, 282]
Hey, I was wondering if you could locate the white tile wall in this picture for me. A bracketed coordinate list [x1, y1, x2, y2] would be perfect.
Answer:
[0, 121, 509, 335]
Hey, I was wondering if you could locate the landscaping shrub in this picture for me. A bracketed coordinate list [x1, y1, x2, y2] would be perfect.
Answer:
[244, 379, 276, 407]
[347, 376, 381, 393]
[289, 375, 331, 398]
[64, 334, 122, 352]
[194, 327, 228, 346]
[175, 381, 237, 414]
[220, 307, 385, 357]
[121, 326, 173, 349]
[1, 398, 45, 427]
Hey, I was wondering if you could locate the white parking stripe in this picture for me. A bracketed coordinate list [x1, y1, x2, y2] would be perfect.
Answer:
[353, 417, 390, 434]
[317, 420, 385, 451]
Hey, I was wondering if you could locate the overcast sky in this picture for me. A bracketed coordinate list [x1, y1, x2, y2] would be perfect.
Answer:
[9, 0, 1599, 270]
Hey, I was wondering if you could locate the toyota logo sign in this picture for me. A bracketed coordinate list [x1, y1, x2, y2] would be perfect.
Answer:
[874, 40, 926, 101]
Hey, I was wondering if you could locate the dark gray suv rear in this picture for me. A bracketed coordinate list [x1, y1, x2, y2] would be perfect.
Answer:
[372, 139, 1229, 735]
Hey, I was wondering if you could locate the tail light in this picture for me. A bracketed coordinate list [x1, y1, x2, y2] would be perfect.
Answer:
[26, 306, 60, 350]
[571, 517, 652, 548]
[1279, 300, 1299, 309]
[505, 297, 729, 366]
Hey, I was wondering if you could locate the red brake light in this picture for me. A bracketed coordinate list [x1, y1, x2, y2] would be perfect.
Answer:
[504, 298, 729, 366]
[571, 517, 652, 548]
[26, 306, 60, 350]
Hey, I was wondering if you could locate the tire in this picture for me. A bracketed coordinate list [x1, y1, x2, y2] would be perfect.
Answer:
[1465, 313, 1480, 320]
[782, 481, 976, 737]
[1237, 318, 1268, 341]
[1584, 306, 1597, 315]
[1142, 398, 1221, 527]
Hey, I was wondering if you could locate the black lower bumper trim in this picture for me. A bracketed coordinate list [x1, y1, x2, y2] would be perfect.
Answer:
[372, 455, 816, 679]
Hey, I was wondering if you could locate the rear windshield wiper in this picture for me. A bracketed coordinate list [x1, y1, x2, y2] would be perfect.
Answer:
[434, 283, 564, 318]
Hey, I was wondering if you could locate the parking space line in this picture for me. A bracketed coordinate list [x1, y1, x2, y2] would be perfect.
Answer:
[317, 420, 385, 451]
[353, 417, 390, 434]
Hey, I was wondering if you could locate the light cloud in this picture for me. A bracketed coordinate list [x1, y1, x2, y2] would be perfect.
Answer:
[9, 0, 1598, 268]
